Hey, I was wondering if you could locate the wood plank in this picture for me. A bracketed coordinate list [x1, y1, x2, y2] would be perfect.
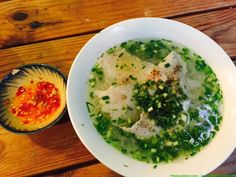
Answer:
[44, 149, 236, 177]
[177, 7, 236, 61]
[0, 0, 235, 48]
[0, 8, 236, 176]
[0, 121, 95, 177]
[46, 163, 120, 177]
[0, 33, 94, 79]
[0, 8, 235, 79]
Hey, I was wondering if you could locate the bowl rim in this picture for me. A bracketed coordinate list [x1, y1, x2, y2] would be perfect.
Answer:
[67, 17, 236, 176]
[0, 63, 67, 134]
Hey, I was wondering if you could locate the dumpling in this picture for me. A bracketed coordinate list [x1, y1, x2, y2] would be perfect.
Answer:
[122, 112, 161, 139]
[157, 51, 184, 81]
[95, 84, 138, 121]
[145, 51, 186, 82]
[97, 49, 157, 84]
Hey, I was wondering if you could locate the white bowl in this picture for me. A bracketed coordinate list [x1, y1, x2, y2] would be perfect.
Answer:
[67, 18, 236, 177]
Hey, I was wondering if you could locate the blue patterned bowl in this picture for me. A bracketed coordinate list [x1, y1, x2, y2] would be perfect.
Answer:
[0, 64, 67, 134]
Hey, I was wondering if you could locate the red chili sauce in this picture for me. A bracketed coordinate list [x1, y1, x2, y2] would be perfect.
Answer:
[10, 81, 61, 124]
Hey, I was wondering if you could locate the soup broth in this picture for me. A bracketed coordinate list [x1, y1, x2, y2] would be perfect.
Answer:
[86, 39, 223, 164]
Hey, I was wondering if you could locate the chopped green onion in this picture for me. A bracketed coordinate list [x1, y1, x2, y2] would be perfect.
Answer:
[102, 96, 110, 100]
[86, 102, 94, 113]
[148, 107, 153, 112]
[129, 75, 137, 80]
[118, 53, 124, 57]
[159, 85, 164, 90]
[164, 63, 170, 68]
[151, 148, 157, 153]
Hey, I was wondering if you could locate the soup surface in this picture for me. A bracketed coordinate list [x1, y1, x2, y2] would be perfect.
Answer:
[86, 39, 223, 164]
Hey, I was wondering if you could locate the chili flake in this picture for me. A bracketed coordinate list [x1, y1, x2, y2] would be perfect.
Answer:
[10, 81, 61, 124]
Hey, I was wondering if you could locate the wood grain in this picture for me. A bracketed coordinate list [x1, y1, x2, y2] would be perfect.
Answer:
[176, 7, 236, 59]
[43, 149, 236, 177]
[0, 7, 236, 177]
[0, 33, 95, 79]
[0, 121, 95, 177]
[45, 163, 120, 177]
[0, 0, 235, 48]
[0, 8, 235, 79]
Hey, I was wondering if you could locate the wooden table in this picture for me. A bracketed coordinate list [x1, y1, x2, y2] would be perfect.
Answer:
[0, 0, 235, 176]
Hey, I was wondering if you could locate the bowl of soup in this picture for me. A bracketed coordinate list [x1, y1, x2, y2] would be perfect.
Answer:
[67, 18, 236, 177]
